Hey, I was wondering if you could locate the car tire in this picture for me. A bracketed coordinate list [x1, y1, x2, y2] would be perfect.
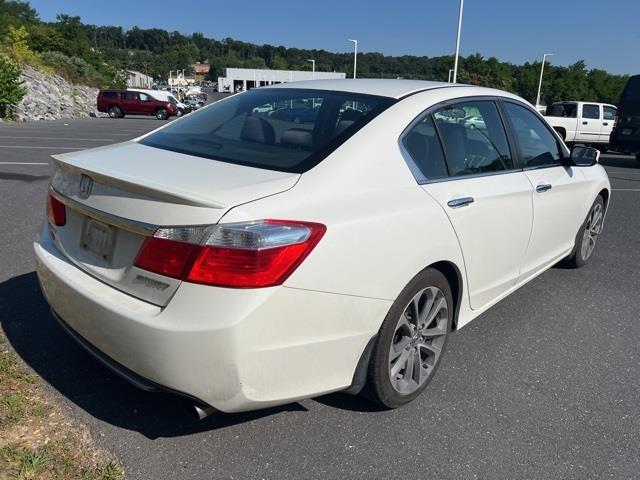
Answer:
[108, 106, 122, 118]
[176, 108, 183, 118]
[155, 108, 169, 120]
[364, 268, 453, 409]
[563, 195, 605, 268]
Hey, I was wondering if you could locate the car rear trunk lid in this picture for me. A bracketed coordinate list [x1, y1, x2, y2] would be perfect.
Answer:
[49, 141, 300, 306]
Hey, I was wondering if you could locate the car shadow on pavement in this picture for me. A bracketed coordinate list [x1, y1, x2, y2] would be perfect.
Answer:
[0, 272, 308, 439]
[599, 155, 639, 169]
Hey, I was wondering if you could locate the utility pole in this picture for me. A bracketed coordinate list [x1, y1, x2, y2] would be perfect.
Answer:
[348, 39, 358, 79]
[453, 0, 464, 84]
[536, 53, 554, 107]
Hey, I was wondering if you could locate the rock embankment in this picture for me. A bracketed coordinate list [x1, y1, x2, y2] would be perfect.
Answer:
[15, 65, 103, 121]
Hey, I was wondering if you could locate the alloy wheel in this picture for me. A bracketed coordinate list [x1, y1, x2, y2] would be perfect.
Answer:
[581, 202, 603, 261]
[388, 286, 449, 395]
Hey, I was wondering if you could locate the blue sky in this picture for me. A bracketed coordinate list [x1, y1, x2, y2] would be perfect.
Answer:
[29, 0, 640, 75]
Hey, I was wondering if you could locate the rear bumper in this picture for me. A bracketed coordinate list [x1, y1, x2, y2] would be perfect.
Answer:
[34, 224, 389, 412]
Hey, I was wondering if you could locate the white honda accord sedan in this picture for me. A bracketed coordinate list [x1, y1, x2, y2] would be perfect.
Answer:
[35, 80, 610, 416]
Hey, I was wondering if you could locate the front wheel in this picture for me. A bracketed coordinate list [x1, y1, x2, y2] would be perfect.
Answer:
[364, 268, 453, 409]
[155, 108, 169, 120]
[176, 108, 183, 118]
[564, 195, 605, 268]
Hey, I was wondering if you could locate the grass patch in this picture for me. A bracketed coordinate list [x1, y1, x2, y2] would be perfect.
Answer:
[0, 341, 124, 479]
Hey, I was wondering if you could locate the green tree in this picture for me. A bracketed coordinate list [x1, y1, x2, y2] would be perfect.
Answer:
[0, 52, 26, 118]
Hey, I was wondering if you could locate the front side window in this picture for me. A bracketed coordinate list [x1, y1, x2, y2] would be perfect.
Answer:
[123, 92, 138, 101]
[433, 101, 513, 177]
[139, 89, 394, 173]
[503, 102, 563, 168]
[603, 106, 617, 121]
[582, 104, 601, 119]
[139, 93, 150, 102]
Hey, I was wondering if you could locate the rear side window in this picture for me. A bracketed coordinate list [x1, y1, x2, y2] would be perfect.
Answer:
[621, 76, 640, 101]
[582, 104, 600, 119]
[433, 101, 513, 177]
[402, 115, 448, 181]
[139, 89, 394, 173]
[503, 102, 563, 167]
[123, 92, 138, 100]
[603, 106, 617, 121]
[546, 102, 577, 118]
[102, 91, 118, 98]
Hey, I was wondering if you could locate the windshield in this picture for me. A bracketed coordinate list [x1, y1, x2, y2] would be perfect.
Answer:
[139, 88, 395, 173]
[167, 95, 178, 105]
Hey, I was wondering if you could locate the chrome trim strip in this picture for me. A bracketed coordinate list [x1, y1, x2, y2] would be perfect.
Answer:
[49, 187, 157, 236]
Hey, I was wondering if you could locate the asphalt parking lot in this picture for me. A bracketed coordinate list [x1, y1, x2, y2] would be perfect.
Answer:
[0, 116, 639, 480]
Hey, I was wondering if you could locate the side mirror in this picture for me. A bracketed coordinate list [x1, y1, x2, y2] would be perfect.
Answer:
[570, 145, 600, 167]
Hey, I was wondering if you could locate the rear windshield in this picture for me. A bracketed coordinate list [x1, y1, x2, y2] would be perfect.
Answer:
[139, 88, 395, 173]
[546, 102, 577, 118]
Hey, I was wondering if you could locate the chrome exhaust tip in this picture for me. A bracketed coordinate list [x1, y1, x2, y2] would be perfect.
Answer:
[182, 400, 217, 420]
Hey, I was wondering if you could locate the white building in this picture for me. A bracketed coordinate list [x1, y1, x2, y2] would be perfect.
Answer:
[126, 70, 153, 89]
[217, 67, 346, 93]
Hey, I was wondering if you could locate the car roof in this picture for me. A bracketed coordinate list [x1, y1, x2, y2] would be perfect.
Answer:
[263, 79, 468, 99]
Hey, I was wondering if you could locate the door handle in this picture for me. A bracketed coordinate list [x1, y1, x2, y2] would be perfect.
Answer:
[536, 184, 552, 193]
[447, 197, 474, 208]
[582, 121, 588, 125]
[603, 122, 609, 126]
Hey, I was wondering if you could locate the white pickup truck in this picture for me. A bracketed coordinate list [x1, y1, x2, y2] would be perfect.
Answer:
[544, 101, 617, 149]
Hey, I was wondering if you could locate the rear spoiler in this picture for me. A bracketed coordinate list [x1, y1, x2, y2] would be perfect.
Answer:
[51, 154, 226, 209]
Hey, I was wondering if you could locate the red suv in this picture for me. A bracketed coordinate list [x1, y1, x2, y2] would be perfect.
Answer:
[97, 90, 177, 120]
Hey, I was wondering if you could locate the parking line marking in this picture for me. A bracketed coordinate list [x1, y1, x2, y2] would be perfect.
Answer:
[0, 136, 113, 142]
[0, 145, 83, 150]
[0, 162, 49, 165]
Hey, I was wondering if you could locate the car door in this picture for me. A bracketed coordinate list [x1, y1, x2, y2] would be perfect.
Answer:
[576, 103, 602, 143]
[138, 92, 154, 115]
[601, 106, 617, 143]
[500, 101, 587, 280]
[403, 99, 534, 310]
[120, 91, 139, 114]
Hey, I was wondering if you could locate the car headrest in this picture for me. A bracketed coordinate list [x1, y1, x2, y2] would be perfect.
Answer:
[240, 116, 275, 145]
[404, 132, 429, 163]
[340, 109, 364, 122]
[281, 129, 313, 148]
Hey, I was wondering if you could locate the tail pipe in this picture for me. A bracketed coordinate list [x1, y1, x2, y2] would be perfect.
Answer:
[182, 399, 217, 420]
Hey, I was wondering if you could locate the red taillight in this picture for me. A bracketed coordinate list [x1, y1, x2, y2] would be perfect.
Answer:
[134, 236, 200, 279]
[47, 193, 66, 226]
[134, 220, 326, 288]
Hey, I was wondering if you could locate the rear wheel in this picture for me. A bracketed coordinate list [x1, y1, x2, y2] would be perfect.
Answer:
[108, 106, 122, 118]
[564, 195, 605, 268]
[365, 268, 453, 409]
[155, 108, 169, 120]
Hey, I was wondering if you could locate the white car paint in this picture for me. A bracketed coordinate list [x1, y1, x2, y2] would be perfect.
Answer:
[34, 80, 610, 413]
[545, 101, 617, 145]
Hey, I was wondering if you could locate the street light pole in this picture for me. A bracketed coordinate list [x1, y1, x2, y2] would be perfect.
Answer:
[452, 0, 464, 84]
[448, 69, 454, 83]
[348, 39, 358, 79]
[536, 53, 554, 107]
[307, 59, 315, 80]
